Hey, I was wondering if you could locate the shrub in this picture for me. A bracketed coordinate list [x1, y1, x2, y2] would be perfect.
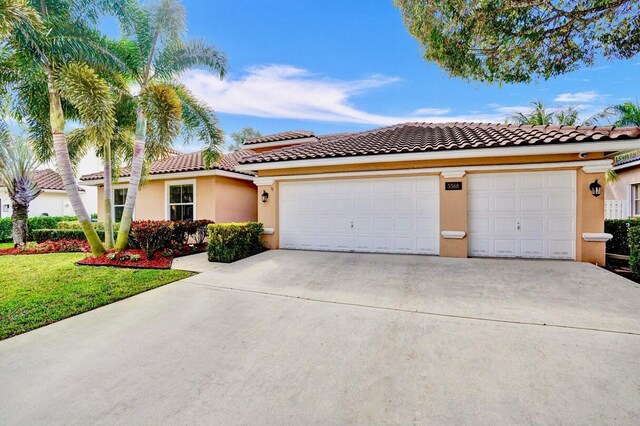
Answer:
[33, 229, 111, 243]
[193, 219, 214, 244]
[605, 219, 640, 255]
[629, 226, 640, 276]
[0, 216, 77, 242]
[207, 222, 264, 263]
[56, 221, 119, 232]
[171, 221, 190, 245]
[129, 220, 173, 259]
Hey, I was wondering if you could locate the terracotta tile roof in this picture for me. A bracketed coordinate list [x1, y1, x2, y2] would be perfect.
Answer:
[239, 122, 640, 165]
[32, 169, 85, 192]
[244, 130, 316, 145]
[80, 150, 256, 181]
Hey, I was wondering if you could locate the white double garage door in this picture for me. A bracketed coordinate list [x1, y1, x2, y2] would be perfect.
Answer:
[279, 171, 576, 259]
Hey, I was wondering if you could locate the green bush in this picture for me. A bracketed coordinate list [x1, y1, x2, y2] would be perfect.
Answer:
[129, 220, 174, 259]
[605, 219, 640, 255]
[629, 226, 640, 276]
[32, 229, 117, 243]
[207, 222, 264, 263]
[56, 221, 119, 232]
[0, 216, 77, 242]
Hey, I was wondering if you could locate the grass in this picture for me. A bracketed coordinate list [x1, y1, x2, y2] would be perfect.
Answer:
[0, 242, 13, 249]
[0, 253, 194, 340]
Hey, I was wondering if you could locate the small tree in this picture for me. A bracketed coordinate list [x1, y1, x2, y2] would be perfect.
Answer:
[229, 128, 262, 152]
[0, 125, 41, 245]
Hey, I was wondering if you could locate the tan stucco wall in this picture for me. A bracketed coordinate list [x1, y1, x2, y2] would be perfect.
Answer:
[254, 154, 608, 264]
[214, 176, 257, 223]
[96, 175, 257, 223]
[439, 175, 468, 258]
[576, 170, 606, 265]
[257, 182, 279, 248]
[606, 167, 640, 201]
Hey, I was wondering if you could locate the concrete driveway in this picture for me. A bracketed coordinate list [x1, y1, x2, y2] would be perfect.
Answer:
[1, 250, 639, 425]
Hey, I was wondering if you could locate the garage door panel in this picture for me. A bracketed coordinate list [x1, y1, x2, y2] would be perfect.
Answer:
[280, 176, 439, 254]
[468, 171, 575, 260]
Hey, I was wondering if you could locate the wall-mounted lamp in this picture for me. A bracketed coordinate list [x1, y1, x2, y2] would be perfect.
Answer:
[261, 190, 269, 203]
[589, 179, 602, 197]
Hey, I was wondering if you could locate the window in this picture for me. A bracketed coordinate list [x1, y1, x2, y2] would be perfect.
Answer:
[634, 185, 640, 217]
[113, 188, 127, 222]
[168, 184, 194, 221]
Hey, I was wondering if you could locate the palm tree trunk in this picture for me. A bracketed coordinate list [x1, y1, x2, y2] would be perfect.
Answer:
[11, 202, 28, 246]
[47, 72, 106, 257]
[114, 109, 146, 251]
[103, 142, 114, 249]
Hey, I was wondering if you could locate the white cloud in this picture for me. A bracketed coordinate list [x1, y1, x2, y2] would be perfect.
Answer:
[182, 65, 506, 126]
[411, 107, 451, 116]
[554, 91, 599, 103]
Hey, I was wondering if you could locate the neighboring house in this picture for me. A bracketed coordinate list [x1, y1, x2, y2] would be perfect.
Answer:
[236, 122, 640, 265]
[0, 169, 89, 218]
[80, 150, 258, 224]
[605, 154, 640, 219]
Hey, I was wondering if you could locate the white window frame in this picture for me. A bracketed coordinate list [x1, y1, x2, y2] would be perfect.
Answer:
[632, 184, 640, 217]
[112, 184, 131, 222]
[164, 179, 197, 221]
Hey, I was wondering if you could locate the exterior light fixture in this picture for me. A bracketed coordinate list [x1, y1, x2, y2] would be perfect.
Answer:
[261, 190, 269, 203]
[589, 179, 601, 197]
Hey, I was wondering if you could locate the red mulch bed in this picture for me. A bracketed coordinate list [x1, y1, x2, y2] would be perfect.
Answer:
[0, 239, 90, 256]
[77, 249, 173, 269]
[76, 243, 208, 269]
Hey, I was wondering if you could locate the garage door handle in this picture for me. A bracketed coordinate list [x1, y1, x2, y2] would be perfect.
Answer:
[351, 221, 354, 228]
[517, 221, 521, 231]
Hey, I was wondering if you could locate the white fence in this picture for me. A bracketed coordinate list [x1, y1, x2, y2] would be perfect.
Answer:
[605, 200, 626, 219]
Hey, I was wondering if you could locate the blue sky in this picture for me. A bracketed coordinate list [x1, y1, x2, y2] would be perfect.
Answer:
[140, 1, 640, 148]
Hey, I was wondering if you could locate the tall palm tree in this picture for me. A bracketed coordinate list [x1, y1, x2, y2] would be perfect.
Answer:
[113, 0, 227, 251]
[589, 102, 640, 127]
[0, 122, 41, 245]
[1, 0, 134, 256]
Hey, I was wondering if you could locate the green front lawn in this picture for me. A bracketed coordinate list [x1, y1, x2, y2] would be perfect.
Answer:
[0, 242, 13, 249]
[0, 253, 193, 340]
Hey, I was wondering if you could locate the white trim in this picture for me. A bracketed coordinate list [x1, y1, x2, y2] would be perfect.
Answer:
[254, 178, 275, 186]
[262, 227, 275, 235]
[582, 162, 614, 173]
[112, 184, 131, 222]
[441, 170, 466, 179]
[250, 159, 612, 183]
[81, 169, 255, 186]
[441, 231, 466, 239]
[243, 137, 318, 150]
[582, 233, 613, 242]
[235, 140, 640, 172]
[164, 179, 197, 221]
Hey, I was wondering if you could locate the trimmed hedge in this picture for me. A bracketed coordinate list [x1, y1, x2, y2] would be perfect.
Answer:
[605, 219, 640, 255]
[56, 221, 120, 232]
[32, 229, 117, 243]
[629, 226, 640, 276]
[207, 222, 264, 263]
[0, 216, 77, 242]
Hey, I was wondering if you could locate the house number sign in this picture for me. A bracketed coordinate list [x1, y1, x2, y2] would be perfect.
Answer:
[445, 182, 463, 191]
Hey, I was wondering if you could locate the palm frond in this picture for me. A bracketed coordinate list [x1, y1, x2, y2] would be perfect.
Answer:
[54, 62, 116, 148]
[147, 0, 186, 45]
[0, 133, 41, 207]
[154, 38, 227, 81]
[141, 82, 182, 161]
[0, 0, 42, 40]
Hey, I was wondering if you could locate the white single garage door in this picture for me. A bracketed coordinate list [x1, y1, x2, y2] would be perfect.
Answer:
[279, 176, 440, 254]
[468, 170, 576, 259]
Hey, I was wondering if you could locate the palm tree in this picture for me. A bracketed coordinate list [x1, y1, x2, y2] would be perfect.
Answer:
[588, 102, 640, 127]
[0, 122, 41, 245]
[0, 0, 133, 256]
[112, 0, 227, 251]
[0, 0, 41, 40]
[508, 101, 580, 126]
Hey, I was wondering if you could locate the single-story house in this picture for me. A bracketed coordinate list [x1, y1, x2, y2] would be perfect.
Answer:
[80, 150, 257, 224]
[605, 153, 640, 219]
[236, 122, 640, 265]
[0, 168, 90, 218]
